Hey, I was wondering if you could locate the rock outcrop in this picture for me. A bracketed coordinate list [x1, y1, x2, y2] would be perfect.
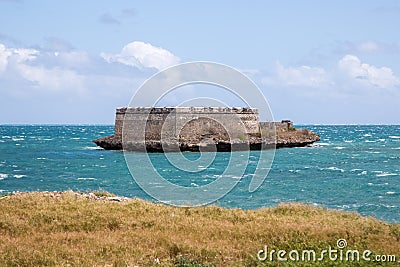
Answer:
[93, 128, 320, 152]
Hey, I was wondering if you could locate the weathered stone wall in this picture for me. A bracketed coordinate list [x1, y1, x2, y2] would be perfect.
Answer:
[114, 107, 260, 142]
[259, 120, 294, 132]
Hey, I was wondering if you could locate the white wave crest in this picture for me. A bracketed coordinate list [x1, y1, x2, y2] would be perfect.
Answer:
[84, 146, 103, 150]
[376, 173, 398, 177]
[324, 167, 345, 172]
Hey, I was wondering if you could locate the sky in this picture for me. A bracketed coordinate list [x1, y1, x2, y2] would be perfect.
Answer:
[0, 0, 400, 124]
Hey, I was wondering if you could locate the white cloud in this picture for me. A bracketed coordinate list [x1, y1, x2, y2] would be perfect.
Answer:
[262, 55, 399, 90]
[0, 42, 153, 123]
[0, 43, 86, 92]
[1, 41, 169, 97]
[101, 41, 180, 71]
[338, 54, 400, 88]
[0, 44, 11, 72]
[274, 62, 330, 87]
[16, 64, 85, 91]
[0, 44, 38, 72]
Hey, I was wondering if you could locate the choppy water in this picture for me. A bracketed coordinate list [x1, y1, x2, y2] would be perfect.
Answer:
[0, 125, 399, 222]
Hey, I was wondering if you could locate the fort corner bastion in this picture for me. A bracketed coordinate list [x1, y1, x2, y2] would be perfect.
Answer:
[92, 107, 320, 152]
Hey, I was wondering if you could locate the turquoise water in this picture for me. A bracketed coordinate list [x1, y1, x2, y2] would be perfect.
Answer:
[0, 125, 399, 223]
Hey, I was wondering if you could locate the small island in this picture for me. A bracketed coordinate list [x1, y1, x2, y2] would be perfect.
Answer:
[93, 107, 320, 152]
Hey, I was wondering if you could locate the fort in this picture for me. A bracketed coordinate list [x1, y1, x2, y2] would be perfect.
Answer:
[93, 107, 320, 151]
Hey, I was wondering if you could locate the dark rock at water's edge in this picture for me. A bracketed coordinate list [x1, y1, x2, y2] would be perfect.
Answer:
[92, 135, 122, 150]
[92, 107, 320, 152]
[93, 130, 320, 152]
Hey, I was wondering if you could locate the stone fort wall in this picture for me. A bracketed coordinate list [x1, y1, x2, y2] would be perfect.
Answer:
[114, 107, 259, 141]
[114, 107, 293, 141]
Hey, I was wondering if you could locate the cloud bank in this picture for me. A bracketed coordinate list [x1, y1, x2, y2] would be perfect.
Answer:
[263, 54, 400, 90]
[0, 40, 399, 124]
[0, 41, 180, 123]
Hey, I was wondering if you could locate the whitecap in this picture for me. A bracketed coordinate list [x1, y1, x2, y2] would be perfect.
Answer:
[365, 140, 376, 143]
[71, 137, 81, 140]
[381, 204, 397, 208]
[344, 140, 353, 143]
[378, 139, 386, 142]
[12, 138, 24, 141]
[0, 140, 4, 143]
[334, 146, 346, 150]
[386, 191, 396, 195]
[392, 147, 400, 150]
[389, 136, 400, 139]
[77, 177, 96, 180]
[376, 173, 398, 177]
[363, 134, 372, 137]
[326, 167, 345, 172]
[13, 175, 26, 179]
[84, 146, 103, 150]
[36, 157, 47, 160]
[226, 175, 241, 179]
[190, 182, 199, 187]
[0, 174, 8, 180]
[316, 142, 330, 146]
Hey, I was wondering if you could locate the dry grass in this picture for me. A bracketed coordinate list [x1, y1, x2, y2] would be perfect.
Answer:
[0, 191, 399, 266]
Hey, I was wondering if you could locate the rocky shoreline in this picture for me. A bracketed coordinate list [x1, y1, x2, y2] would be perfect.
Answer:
[92, 127, 320, 152]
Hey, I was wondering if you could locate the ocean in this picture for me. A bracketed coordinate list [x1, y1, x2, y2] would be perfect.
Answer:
[0, 125, 399, 223]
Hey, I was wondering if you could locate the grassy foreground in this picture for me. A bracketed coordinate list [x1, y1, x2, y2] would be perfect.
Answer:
[0, 191, 399, 266]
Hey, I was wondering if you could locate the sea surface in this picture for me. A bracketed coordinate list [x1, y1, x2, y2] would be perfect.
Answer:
[0, 125, 399, 223]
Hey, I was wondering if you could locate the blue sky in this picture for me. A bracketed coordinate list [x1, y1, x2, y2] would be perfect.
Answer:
[1, 0, 399, 124]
